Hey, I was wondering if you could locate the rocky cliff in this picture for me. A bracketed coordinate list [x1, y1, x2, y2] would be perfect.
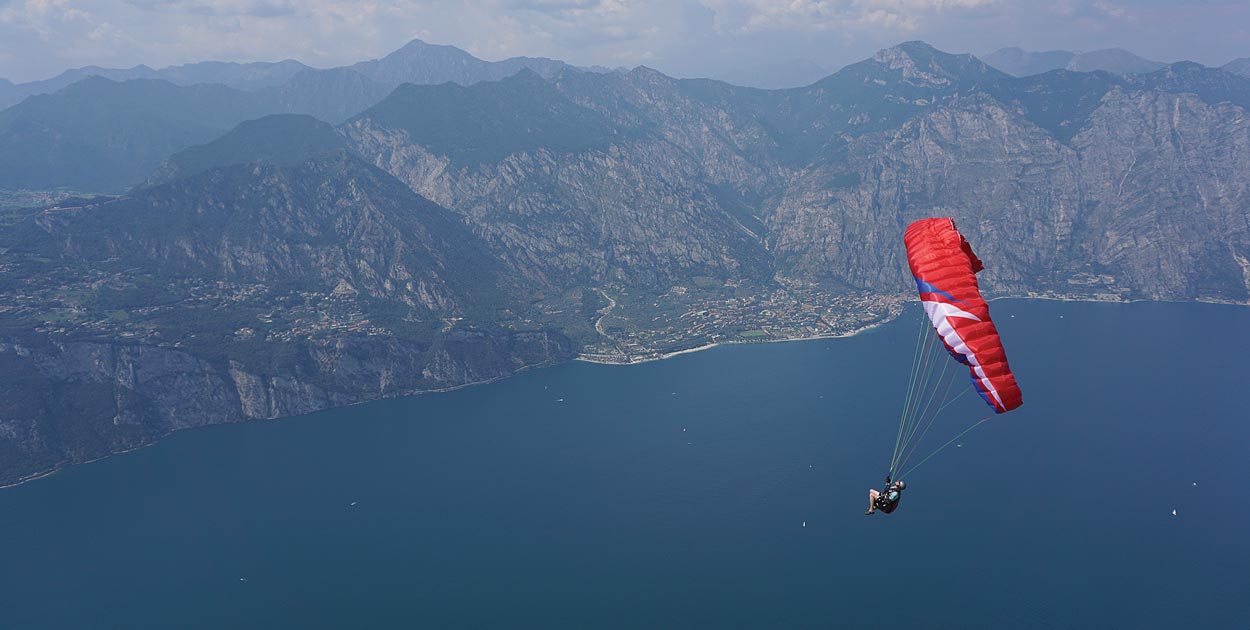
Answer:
[0, 330, 572, 485]
[341, 43, 1250, 303]
[0, 146, 575, 485]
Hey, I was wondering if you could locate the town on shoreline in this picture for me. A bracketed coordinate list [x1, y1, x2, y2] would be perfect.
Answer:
[575, 280, 908, 365]
[572, 285, 1214, 365]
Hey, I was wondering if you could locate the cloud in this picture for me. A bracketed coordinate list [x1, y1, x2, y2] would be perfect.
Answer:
[125, 0, 297, 17]
[503, 0, 605, 11]
[87, 21, 125, 42]
[1092, 1, 1127, 19]
[692, 0, 1005, 39]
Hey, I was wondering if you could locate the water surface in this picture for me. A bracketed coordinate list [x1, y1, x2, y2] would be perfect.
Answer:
[1, 300, 1247, 628]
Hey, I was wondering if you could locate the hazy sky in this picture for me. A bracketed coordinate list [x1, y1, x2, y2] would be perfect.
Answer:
[1, 0, 1248, 84]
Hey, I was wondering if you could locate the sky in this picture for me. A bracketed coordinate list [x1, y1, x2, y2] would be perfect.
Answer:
[1, 0, 1248, 85]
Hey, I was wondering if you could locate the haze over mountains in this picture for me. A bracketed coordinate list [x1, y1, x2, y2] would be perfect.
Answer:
[8, 38, 1249, 114]
[0, 38, 594, 112]
[982, 47, 1166, 76]
[983, 46, 1250, 80]
[2, 39, 1250, 485]
[0, 39, 622, 193]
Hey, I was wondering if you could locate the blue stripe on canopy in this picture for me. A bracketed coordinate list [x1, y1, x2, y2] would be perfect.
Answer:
[915, 277, 968, 306]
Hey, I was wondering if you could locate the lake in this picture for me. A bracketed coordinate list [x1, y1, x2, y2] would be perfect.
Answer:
[1, 299, 1247, 629]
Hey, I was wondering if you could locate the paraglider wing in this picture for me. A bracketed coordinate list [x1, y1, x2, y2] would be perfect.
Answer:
[904, 218, 1023, 413]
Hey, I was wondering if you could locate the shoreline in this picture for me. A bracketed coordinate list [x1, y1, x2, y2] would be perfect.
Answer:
[5, 295, 1246, 490]
[574, 293, 1250, 365]
[575, 319, 894, 365]
[0, 356, 567, 491]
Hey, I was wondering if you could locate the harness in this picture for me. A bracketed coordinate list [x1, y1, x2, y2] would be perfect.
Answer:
[875, 479, 902, 513]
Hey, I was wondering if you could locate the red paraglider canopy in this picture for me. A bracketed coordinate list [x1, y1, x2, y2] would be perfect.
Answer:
[904, 218, 1023, 414]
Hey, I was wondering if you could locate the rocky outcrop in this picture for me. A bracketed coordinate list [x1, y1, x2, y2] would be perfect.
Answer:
[764, 86, 1250, 301]
[766, 94, 1083, 293]
[1069, 89, 1250, 299]
[341, 119, 773, 289]
[0, 329, 573, 486]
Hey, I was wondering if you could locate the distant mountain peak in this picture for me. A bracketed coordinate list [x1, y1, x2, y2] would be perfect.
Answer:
[384, 38, 475, 61]
[397, 37, 431, 49]
[350, 68, 620, 167]
[628, 65, 662, 75]
[871, 41, 1001, 87]
[890, 40, 940, 55]
[345, 37, 577, 90]
[66, 74, 118, 89]
[982, 47, 1075, 77]
[1223, 57, 1250, 78]
[147, 113, 348, 186]
[503, 67, 546, 82]
[394, 37, 453, 51]
[1066, 48, 1164, 74]
[872, 40, 936, 68]
[984, 46, 1165, 77]
[626, 66, 670, 82]
[1163, 60, 1207, 73]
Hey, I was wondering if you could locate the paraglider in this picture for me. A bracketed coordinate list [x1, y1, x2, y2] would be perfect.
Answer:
[874, 218, 1024, 509]
[865, 480, 906, 515]
[904, 218, 1022, 415]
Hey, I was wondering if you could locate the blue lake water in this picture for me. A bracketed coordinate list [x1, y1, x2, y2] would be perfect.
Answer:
[1, 299, 1248, 629]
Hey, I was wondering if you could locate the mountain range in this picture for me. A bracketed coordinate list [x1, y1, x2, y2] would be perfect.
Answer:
[12, 40, 1249, 113]
[982, 47, 1167, 76]
[1, 40, 1249, 486]
[0, 39, 614, 192]
[0, 38, 599, 112]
